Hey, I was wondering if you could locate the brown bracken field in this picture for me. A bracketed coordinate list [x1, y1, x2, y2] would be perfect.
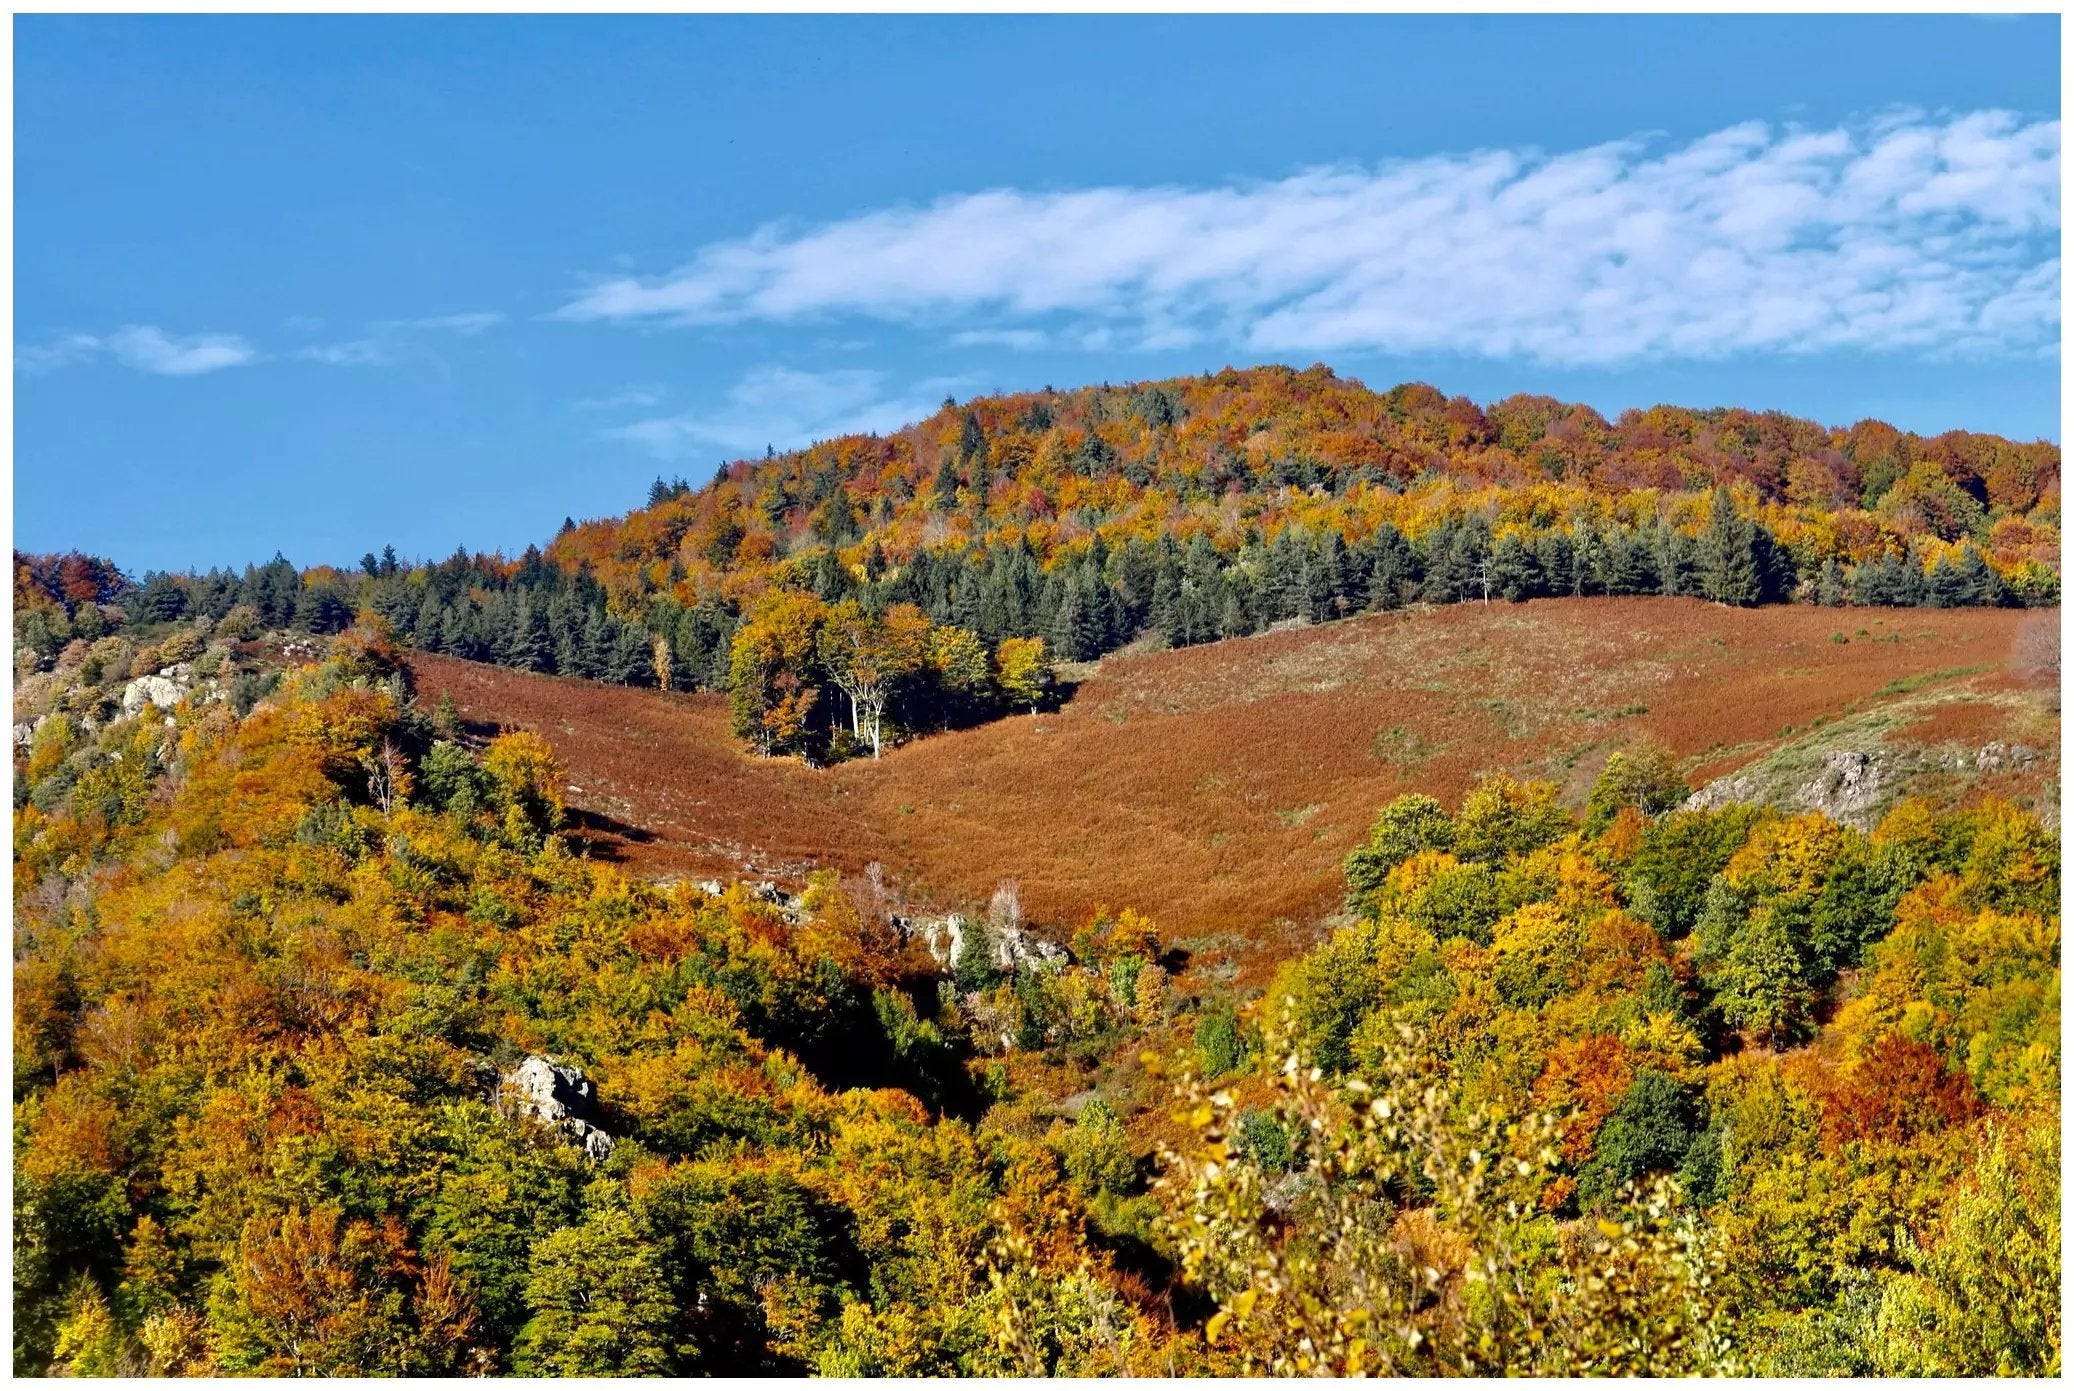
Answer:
[411, 597, 2058, 979]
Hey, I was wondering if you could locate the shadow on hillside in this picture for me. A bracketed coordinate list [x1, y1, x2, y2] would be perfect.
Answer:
[561, 807, 657, 864]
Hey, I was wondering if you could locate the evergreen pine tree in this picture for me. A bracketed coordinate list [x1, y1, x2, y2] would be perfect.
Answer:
[1815, 558, 1848, 607]
[1490, 534, 1538, 601]
[439, 604, 475, 659]
[1654, 522, 1697, 598]
[501, 594, 551, 671]
[577, 608, 611, 678]
[605, 620, 652, 685]
[1697, 487, 1764, 606]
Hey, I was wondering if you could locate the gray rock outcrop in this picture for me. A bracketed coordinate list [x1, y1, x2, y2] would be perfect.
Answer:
[1795, 749, 1885, 824]
[500, 1056, 614, 1159]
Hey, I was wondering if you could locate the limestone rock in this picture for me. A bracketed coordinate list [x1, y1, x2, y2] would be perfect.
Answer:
[1795, 749, 1884, 824]
[898, 913, 1067, 973]
[121, 673, 185, 716]
[1974, 741, 2038, 773]
[500, 1055, 614, 1159]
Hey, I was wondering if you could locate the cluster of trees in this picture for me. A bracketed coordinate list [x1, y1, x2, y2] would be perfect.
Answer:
[11, 625, 1178, 1377]
[726, 591, 1051, 760]
[27, 548, 744, 695]
[1193, 764, 2060, 1374]
[17, 366, 2058, 761]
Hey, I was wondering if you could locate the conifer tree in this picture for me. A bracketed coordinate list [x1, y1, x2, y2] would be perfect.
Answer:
[1697, 487, 1764, 606]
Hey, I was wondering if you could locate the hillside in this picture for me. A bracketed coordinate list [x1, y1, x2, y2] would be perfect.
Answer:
[12, 598, 2059, 1376]
[548, 364, 2059, 610]
[409, 596, 2057, 982]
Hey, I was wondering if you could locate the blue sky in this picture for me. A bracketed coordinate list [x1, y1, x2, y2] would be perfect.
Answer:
[15, 14, 2062, 575]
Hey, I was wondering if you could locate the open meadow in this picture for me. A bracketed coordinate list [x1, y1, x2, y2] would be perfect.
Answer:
[412, 596, 2058, 979]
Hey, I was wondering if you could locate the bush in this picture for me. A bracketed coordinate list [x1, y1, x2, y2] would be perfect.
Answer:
[1194, 1008, 1246, 1080]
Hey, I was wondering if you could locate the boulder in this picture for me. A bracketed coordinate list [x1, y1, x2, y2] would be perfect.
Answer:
[1975, 741, 2038, 773]
[121, 673, 185, 716]
[905, 914, 965, 970]
[992, 921, 1068, 971]
[500, 1055, 614, 1159]
[1682, 773, 1760, 815]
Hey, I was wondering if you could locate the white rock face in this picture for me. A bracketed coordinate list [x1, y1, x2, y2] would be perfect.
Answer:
[500, 1056, 614, 1159]
[121, 673, 186, 715]
[900, 913, 1067, 973]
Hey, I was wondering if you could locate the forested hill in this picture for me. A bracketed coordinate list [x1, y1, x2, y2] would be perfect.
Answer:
[551, 363, 2060, 613]
[15, 366, 2061, 762]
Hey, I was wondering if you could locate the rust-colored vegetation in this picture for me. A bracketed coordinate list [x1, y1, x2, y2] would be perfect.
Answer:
[413, 596, 2056, 978]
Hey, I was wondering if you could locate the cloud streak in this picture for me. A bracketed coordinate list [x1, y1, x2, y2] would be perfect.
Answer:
[606, 366, 965, 460]
[16, 325, 260, 376]
[20, 308, 506, 377]
[558, 110, 2059, 366]
[374, 311, 506, 336]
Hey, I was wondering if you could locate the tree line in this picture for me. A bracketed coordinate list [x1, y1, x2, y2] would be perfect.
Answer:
[17, 478, 2036, 720]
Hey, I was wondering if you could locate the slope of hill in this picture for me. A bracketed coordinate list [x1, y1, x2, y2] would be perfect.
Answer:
[12, 411, 2062, 1376]
[409, 596, 2057, 982]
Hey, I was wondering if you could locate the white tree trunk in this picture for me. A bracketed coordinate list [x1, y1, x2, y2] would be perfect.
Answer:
[862, 694, 886, 758]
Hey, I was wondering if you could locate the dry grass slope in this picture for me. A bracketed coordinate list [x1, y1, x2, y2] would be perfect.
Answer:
[411, 597, 2057, 980]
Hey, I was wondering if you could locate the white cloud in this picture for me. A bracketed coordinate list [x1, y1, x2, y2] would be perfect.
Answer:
[16, 325, 258, 376]
[297, 311, 506, 367]
[606, 366, 966, 461]
[107, 326, 259, 375]
[950, 327, 1053, 351]
[558, 110, 2059, 366]
[13, 332, 106, 373]
[295, 338, 396, 367]
[375, 311, 506, 335]
[18, 308, 506, 377]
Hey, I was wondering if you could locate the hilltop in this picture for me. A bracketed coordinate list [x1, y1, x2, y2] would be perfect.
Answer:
[551, 364, 2059, 616]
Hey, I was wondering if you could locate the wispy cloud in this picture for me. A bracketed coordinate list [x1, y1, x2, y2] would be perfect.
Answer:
[558, 109, 2059, 366]
[16, 325, 259, 376]
[950, 328, 1053, 351]
[19, 307, 506, 377]
[295, 310, 507, 368]
[295, 338, 396, 367]
[374, 311, 506, 336]
[606, 366, 966, 461]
